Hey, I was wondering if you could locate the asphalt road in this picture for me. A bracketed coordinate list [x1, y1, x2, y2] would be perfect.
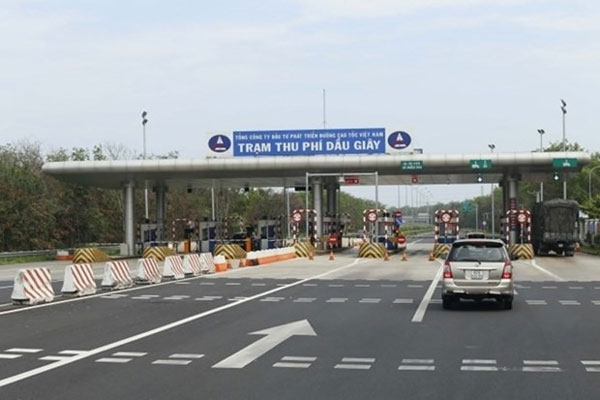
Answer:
[1, 240, 600, 399]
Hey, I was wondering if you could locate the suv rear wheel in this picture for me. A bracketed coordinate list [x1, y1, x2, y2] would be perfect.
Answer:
[442, 295, 456, 310]
[502, 297, 513, 310]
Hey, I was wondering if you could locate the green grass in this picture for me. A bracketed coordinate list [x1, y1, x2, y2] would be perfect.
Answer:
[581, 245, 600, 256]
[0, 254, 57, 266]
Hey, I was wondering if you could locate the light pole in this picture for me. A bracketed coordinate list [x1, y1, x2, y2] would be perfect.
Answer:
[488, 144, 495, 237]
[561, 99, 567, 199]
[537, 129, 545, 201]
[589, 165, 600, 200]
[142, 111, 149, 220]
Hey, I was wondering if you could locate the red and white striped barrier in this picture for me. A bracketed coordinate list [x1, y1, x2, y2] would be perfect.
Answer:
[163, 255, 185, 280]
[200, 253, 215, 273]
[11, 267, 54, 305]
[61, 264, 97, 296]
[183, 254, 202, 276]
[136, 258, 162, 284]
[101, 260, 134, 290]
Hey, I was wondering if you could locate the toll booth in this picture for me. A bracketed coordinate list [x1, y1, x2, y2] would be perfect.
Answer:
[377, 211, 397, 251]
[291, 209, 317, 244]
[140, 223, 159, 247]
[257, 218, 278, 250]
[199, 219, 217, 252]
[323, 213, 351, 248]
[504, 209, 531, 244]
[434, 209, 460, 244]
[170, 218, 199, 253]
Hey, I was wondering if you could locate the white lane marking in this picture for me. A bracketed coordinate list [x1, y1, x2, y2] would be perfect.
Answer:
[326, 298, 348, 303]
[251, 283, 267, 287]
[163, 295, 191, 300]
[402, 359, 434, 364]
[227, 297, 248, 302]
[302, 283, 317, 287]
[112, 352, 147, 357]
[199, 282, 215, 286]
[569, 286, 584, 290]
[58, 350, 87, 355]
[195, 296, 222, 301]
[381, 284, 397, 288]
[293, 298, 316, 303]
[39, 356, 72, 361]
[260, 297, 285, 302]
[328, 284, 344, 287]
[5, 348, 43, 353]
[0, 258, 367, 388]
[342, 358, 375, 363]
[582, 361, 600, 372]
[407, 284, 424, 288]
[463, 359, 497, 364]
[393, 299, 414, 304]
[0, 285, 13, 289]
[461, 366, 498, 371]
[355, 284, 370, 288]
[542, 286, 558, 289]
[411, 262, 444, 323]
[95, 358, 131, 363]
[559, 300, 580, 305]
[281, 356, 317, 362]
[175, 282, 190, 285]
[334, 364, 371, 370]
[582, 361, 600, 365]
[273, 362, 311, 368]
[225, 283, 241, 286]
[170, 353, 204, 359]
[359, 298, 381, 303]
[100, 294, 129, 299]
[0, 354, 21, 359]
[523, 366, 562, 372]
[152, 359, 191, 365]
[526, 300, 547, 305]
[592, 301, 600, 305]
[523, 360, 559, 365]
[399, 365, 435, 371]
[530, 260, 565, 282]
[429, 299, 442, 304]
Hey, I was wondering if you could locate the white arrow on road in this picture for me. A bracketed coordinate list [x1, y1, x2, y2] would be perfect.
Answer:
[212, 319, 317, 369]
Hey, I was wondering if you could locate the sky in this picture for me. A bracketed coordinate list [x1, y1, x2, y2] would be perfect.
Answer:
[1, 0, 599, 207]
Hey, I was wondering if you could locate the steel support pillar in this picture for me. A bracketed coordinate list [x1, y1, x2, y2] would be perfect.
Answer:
[508, 176, 519, 246]
[155, 185, 167, 242]
[326, 183, 337, 215]
[124, 181, 136, 256]
[312, 179, 323, 237]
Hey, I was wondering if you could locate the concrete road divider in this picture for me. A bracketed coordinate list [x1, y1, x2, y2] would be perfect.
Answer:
[135, 258, 162, 284]
[61, 264, 97, 296]
[358, 243, 386, 258]
[432, 243, 451, 259]
[73, 248, 110, 264]
[509, 244, 534, 260]
[163, 255, 185, 280]
[244, 247, 296, 266]
[214, 244, 247, 260]
[214, 255, 228, 272]
[11, 267, 55, 305]
[294, 242, 315, 258]
[200, 253, 215, 273]
[101, 261, 134, 290]
[183, 254, 202, 276]
[142, 246, 175, 261]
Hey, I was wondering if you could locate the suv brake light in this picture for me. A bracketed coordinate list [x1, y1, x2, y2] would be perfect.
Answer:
[443, 260, 453, 279]
[502, 261, 512, 279]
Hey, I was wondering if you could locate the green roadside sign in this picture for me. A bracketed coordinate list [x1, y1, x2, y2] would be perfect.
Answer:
[461, 201, 473, 213]
[552, 158, 578, 168]
[401, 161, 423, 171]
[470, 159, 492, 169]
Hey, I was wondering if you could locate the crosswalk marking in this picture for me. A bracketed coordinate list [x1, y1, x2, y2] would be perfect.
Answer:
[302, 283, 318, 287]
[59, 350, 88, 355]
[281, 356, 317, 362]
[100, 294, 129, 299]
[227, 297, 248, 302]
[39, 356, 72, 361]
[592, 301, 600, 306]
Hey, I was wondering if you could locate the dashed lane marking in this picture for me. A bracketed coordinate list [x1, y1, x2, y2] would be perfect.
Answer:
[152, 359, 191, 365]
[526, 300, 547, 305]
[334, 358, 375, 370]
[569, 286, 584, 290]
[113, 352, 147, 357]
[225, 282, 241, 286]
[398, 359, 435, 371]
[354, 284, 371, 288]
[381, 284, 397, 288]
[302, 283, 317, 287]
[522, 360, 561, 372]
[260, 297, 285, 302]
[0, 258, 368, 388]
[169, 354, 204, 359]
[95, 358, 132, 363]
[592, 301, 600, 306]
[0, 354, 21, 359]
[326, 298, 348, 303]
[461, 359, 498, 372]
[328, 284, 344, 288]
[251, 283, 267, 287]
[407, 284, 424, 288]
[559, 300, 581, 306]
[163, 295, 191, 300]
[293, 298, 317, 303]
[582, 361, 600, 372]
[5, 348, 43, 353]
[359, 298, 381, 303]
[542, 286, 558, 289]
[273, 356, 317, 369]
[393, 299, 414, 304]
[199, 282, 215, 286]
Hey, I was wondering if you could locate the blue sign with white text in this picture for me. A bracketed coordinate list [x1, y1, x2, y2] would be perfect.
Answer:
[232, 128, 386, 157]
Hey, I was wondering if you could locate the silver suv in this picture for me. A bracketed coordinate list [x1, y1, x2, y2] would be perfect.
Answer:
[441, 239, 514, 310]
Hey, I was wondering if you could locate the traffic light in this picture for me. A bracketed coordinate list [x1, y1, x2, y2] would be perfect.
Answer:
[553, 171, 560, 181]
[476, 173, 483, 183]
[411, 174, 418, 184]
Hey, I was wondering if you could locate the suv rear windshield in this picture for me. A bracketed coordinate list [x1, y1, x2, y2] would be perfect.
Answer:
[448, 242, 506, 262]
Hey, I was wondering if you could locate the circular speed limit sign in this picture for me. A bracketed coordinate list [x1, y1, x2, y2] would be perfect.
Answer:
[292, 212, 302, 223]
[441, 213, 451, 223]
[367, 212, 378, 222]
[517, 213, 527, 223]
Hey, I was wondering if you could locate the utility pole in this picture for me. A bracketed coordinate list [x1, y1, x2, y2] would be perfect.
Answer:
[561, 99, 567, 199]
[141, 111, 149, 220]
[488, 144, 495, 237]
[537, 129, 545, 201]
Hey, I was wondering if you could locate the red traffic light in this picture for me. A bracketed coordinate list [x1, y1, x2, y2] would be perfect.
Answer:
[411, 175, 418, 184]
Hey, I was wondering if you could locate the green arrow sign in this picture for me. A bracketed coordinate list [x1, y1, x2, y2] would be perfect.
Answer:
[470, 159, 493, 169]
[401, 161, 423, 171]
[552, 158, 578, 168]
